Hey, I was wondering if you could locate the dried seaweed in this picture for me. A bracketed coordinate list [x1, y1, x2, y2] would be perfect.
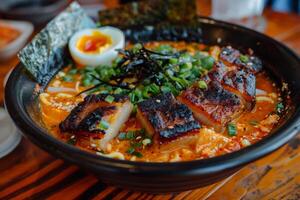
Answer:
[18, 2, 96, 85]
[98, 0, 197, 29]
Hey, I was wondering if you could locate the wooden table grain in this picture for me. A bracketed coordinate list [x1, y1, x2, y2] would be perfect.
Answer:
[0, 4, 300, 200]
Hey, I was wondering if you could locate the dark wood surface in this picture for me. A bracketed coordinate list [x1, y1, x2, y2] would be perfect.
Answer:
[0, 2, 300, 199]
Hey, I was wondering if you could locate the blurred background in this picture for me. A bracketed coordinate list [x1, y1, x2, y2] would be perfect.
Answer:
[0, 0, 299, 62]
[0, 0, 299, 26]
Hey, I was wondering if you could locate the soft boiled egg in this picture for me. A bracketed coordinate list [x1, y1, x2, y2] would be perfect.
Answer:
[69, 26, 125, 66]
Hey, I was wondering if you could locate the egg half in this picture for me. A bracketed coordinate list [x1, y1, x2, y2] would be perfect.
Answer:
[69, 26, 125, 67]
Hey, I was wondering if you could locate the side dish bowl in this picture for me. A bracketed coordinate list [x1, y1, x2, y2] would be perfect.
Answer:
[5, 17, 300, 192]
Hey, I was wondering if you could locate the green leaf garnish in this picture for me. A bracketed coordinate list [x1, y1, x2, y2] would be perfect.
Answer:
[104, 95, 115, 103]
[132, 151, 143, 158]
[276, 102, 284, 114]
[239, 55, 249, 63]
[118, 132, 127, 140]
[249, 120, 259, 126]
[198, 80, 208, 89]
[98, 120, 109, 130]
[201, 56, 214, 70]
[227, 123, 237, 136]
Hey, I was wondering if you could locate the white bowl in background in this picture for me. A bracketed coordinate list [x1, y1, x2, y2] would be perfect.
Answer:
[0, 20, 33, 61]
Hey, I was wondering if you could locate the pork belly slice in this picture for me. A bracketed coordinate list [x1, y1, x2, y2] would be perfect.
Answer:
[59, 94, 133, 149]
[203, 61, 227, 83]
[59, 94, 129, 132]
[220, 46, 263, 73]
[137, 92, 200, 142]
[219, 46, 240, 67]
[178, 81, 243, 132]
[235, 55, 263, 74]
[222, 69, 256, 110]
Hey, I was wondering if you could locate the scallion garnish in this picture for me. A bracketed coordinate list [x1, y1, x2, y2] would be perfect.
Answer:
[198, 80, 208, 89]
[239, 55, 249, 63]
[227, 123, 237, 136]
[126, 131, 136, 140]
[104, 95, 115, 103]
[118, 132, 127, 140]
[126, 147, 135, 154]
[98, 120, 109, 130]
[201, 56, 215, 70]
[276, 102, 284, 114]
[62, 75, 73, 82]
[249, 120, 259, 126]
[132, 151, 143, 158]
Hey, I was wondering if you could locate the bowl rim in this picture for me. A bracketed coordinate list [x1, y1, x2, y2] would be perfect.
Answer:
[5, 16, 300, 174]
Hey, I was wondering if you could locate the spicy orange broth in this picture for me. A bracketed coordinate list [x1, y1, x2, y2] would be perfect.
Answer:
[40, 42, 281, 162]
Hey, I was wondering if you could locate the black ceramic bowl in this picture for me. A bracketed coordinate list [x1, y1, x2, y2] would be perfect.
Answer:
[5, 17, 300, 193]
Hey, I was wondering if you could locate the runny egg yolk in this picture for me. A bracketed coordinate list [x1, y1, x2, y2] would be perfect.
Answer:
[76, 31, 112, 54]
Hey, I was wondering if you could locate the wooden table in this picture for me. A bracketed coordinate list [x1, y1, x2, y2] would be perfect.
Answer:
[0, 3, 300, 200]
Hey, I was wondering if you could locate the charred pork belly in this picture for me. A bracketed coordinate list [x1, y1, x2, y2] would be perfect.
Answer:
[222, 69, 256, 110]
[60, 94, 128, 132]
[219, 46, 240, 67]
[137, 92, 200, 141]
[202, 60, 256, 110]
[178, 81, 243, 131]
[235, 55, 263, 74]
[60, 94, 133, 149]
[219, 46, 263, 74]
[203, 61, 227, 83]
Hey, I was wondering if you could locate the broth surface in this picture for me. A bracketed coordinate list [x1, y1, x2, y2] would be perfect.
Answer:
[40, 41, 282, 162]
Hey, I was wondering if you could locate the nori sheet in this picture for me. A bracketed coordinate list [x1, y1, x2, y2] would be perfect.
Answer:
[98, 0, 197, 29]
[18, 2, 96, 85]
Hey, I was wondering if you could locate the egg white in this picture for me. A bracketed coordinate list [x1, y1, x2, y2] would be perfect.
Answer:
[69, 26, 125, 67]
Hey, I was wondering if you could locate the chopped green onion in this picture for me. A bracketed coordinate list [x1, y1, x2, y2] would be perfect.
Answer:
[227, 123, 237, 136]
[114, 88, 123, 94]
[126, 131, 136, 140]
[99, 90, 109, 94]
[161, 85, 171, 93]
[239, 55, 249, 63]
[131, 142, 142, 148]
[68, 69, 78, 75]
[132, 151, 143, 158]
[249, 120, 259, 126]
[276, 102, 284, 114]
[148, 83, 160, 94]
[62, 75, 73, 82]
[82, 78, 92, 87]
[118, 132, 127, 140]
[126, 147, 135, 154]
[98, 120, 109, 130]
[105, 95, 115, 103]
[201, 56, 214, 70]
[169, 58, 178, 64]
[198, 80, 208, 89]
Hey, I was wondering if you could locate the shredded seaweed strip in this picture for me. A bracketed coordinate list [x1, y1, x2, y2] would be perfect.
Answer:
[77, 45, 179, 96]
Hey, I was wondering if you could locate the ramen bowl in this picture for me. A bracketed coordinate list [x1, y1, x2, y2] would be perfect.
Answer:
[5, 17, 300, 192]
